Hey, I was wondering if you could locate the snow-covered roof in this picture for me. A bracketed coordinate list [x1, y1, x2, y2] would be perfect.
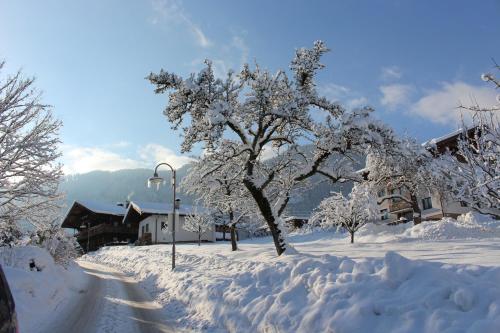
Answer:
[128, 201, 203, 216]
[122, 201, 207, 225]
[73, 200, 126, 216]
[284, 215, 310, 221]
[421, 127, 473, 147]
[61, 200, 127, 228]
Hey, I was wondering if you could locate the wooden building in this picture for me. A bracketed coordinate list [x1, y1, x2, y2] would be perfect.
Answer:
[61, 201, 137, 252]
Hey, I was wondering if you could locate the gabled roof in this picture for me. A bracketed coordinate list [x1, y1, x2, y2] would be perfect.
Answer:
[128, 201, 201, 215]
[61, 200, 127, 229]
[122, 201, 204, 225]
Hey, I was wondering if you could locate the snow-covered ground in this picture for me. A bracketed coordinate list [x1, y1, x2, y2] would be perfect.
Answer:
[85, 214, 500, 333]
[0, 246, 87, 333]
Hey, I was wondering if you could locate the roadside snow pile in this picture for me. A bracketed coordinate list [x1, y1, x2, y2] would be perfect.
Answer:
[86, 245, 500, 333]
[0, 246, 86, 333]
[357, 213, 500, 243]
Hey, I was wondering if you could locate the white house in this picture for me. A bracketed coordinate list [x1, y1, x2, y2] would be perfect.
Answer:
[374, 129, 475, 224]
[122, 201, 216, 244]
[375, 187, 470, 224]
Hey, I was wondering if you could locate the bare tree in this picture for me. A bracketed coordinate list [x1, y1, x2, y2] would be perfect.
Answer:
[148, 42, 397, 255]
[0, 61, 63, 232]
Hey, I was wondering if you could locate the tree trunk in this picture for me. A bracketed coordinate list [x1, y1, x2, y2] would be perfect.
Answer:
[198, 226, 201, 246]
[410, 194, 422, 225]
[229, 211, 238, 251]
[243, 179, 286, 256]
[230, 225, 238, 251]
[350, 232, 354, 244]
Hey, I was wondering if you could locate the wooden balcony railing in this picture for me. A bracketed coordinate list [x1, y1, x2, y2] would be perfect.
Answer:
[77, 224, 136, 241]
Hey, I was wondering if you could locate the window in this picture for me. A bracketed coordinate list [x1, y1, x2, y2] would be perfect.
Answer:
[422, 197, 432, 210]
[141, 226, 145, 236]
[377, 189, 386, 198]
[145, 223, 149, 233]
[391, 189, 400, 202]
[160, 221, 168, 232]
[380, 209, 389, 220]
[460, 201, 468, 207]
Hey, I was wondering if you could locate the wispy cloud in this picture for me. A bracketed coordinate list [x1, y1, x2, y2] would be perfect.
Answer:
[151, 0, 212, 48]
[138, 144, 194, 168]
[319, 83, 369, 110]
[62, 143, 194, 174]
[379, 84, 413, 110]
[410, 81, 498, 125]
[380, 66, 402, 81]
[187, 32, 250, 79]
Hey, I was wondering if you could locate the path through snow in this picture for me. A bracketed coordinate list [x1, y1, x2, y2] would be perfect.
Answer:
[41, 261, 176, 333]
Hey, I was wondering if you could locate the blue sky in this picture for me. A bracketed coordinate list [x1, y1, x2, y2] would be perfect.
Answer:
[1, 0, 499, 174]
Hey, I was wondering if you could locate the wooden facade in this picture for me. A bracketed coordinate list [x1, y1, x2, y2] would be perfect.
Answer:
[61, 201, 138, 252]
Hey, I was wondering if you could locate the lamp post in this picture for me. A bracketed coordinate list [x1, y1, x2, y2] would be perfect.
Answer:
[148, 162, 177, 270]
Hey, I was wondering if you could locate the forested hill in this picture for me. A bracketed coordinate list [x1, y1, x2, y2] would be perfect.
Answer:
[59, 167, 195, 208]
[60, 165, 354, 217]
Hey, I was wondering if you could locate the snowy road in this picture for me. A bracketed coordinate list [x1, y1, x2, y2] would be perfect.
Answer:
[41, 261, 176, 333]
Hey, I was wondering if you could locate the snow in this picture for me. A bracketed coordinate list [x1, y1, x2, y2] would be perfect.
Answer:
[0, 246, 87, 333]
[73, 200, 126, 216]
[421, 127, 466, 148]
[128, 201, 203, 216]
[84, 214, 500, 333]
[356, 212, 500, 242]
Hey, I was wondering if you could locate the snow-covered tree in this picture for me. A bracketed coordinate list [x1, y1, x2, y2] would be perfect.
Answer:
[29, 224, 81, 266]
[148, 42, 397, 255]
[311, 184, 378, 243]
[182, 145, 258, 251]
[183, 212, 215, 246]
[0, 61, 63, 229]
[0, 220, 22, 247]
[438, 64, 500, 218]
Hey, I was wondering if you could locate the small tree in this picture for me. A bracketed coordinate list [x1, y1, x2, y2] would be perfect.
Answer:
[182, 146, 256, 251]
[0, 61, 63, 228]
[0, 220, 23, 247]
[183, 212, 215, 246]
[30, 224, 81, 266]
[148, 42, 397, 255]
[311, 184, 378, 243]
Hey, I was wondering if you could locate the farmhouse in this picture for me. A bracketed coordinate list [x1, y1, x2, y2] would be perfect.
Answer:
[123, 201, 216, 244]
[61, 200, 135, 252]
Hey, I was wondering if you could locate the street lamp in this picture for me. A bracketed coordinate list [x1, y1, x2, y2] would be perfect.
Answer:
[148, 162, 177, 270]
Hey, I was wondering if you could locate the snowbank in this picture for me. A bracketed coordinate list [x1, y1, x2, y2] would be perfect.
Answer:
[0, 246, 86, 333]
[86, 243, 500, 333]
[356, 213, 500, 243]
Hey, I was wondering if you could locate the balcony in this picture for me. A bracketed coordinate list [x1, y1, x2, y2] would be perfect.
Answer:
[389, 200, 413, 213]
[77, 223, 136, 241]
